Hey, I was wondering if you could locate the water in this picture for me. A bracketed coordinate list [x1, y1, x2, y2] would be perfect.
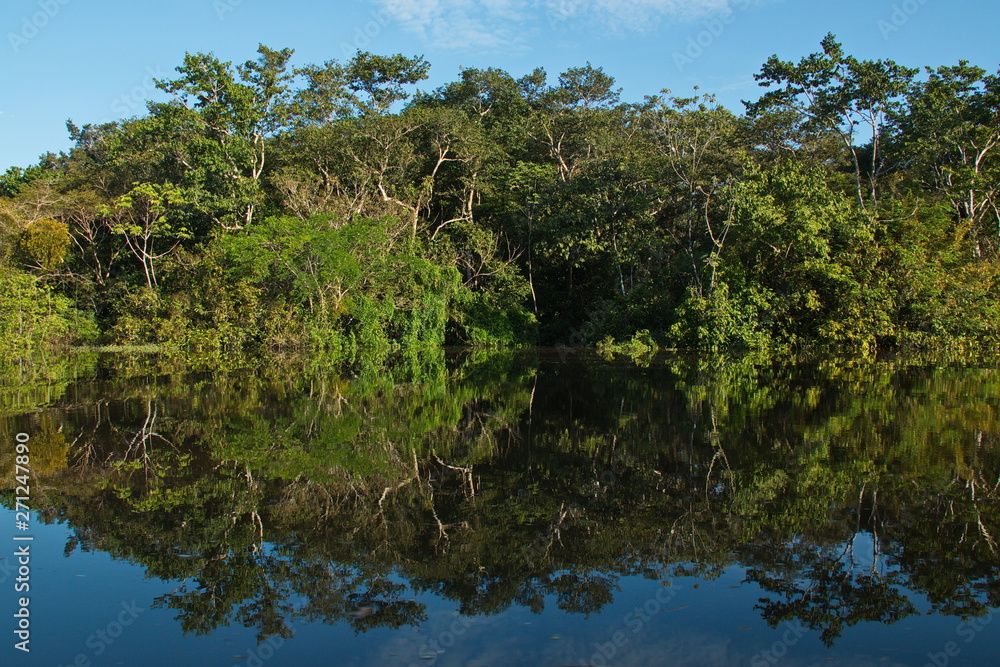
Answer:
[1, 350, 998, 666]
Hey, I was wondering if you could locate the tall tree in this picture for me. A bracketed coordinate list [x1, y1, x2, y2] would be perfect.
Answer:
[746, 34, 917, 214]
[893, 62, 1000, 256]
[101, 183, 190, 289]
[640, 91, 744, 299]
[151, 45, 295, 229]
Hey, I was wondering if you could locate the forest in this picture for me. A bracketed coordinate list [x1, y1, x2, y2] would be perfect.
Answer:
[1, 33, 999, 361]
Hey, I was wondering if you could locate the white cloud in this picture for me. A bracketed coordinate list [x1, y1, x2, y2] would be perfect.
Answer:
[379, 0, 444, 42]
[579, 0, 734, 31]
[379, 0, 532, 50]
[375, 0, 756, 51]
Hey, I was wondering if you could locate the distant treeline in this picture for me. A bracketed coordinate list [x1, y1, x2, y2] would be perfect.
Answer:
[1, 34, 998, 359]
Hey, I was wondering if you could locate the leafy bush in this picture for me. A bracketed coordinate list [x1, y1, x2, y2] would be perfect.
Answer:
[0, 268, 97, 360]
[108, 215, 466, 355]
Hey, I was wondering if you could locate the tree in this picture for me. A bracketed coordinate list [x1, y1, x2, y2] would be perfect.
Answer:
[151, 44, 295, 229]
[670, 161, 889, 351]
[102, 183, 191, 289]
[893, 62, 1000, 257]
[344, 51, 431, 116]
[553, 62, 621, 110]
[293, 51, 430, 122]
[19, 218, 71, 271]
[746, 34, 917, 213]
[640, 91, 744, 299]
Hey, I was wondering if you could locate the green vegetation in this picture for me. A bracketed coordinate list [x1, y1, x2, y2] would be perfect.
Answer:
[2, 35, 999, 354]
[2, 351, 997, 644]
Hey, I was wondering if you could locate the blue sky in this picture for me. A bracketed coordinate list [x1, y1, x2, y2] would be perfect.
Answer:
[1, 0, 998, 171]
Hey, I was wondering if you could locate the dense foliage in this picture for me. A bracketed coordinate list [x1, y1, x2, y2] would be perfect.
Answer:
[2, 35, 998, 354]
[2, 351, 998, 646]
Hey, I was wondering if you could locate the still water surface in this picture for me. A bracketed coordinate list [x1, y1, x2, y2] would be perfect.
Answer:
[1, 350, 998, 666]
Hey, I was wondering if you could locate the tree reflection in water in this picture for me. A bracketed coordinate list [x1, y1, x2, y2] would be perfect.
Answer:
[2, 349, 998, 648]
